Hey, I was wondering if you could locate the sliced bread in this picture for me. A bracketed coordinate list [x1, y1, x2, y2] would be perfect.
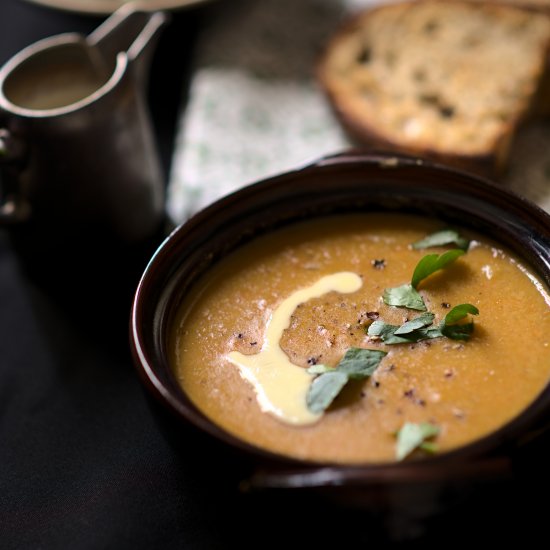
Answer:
[318, 1, 550, 176]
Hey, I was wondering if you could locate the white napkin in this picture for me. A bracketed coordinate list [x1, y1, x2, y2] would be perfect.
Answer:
[167, 0, 376, 221]
[167, 0, 550, 222]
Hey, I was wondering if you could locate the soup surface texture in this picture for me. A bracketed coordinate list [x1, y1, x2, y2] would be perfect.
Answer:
[170, 214, 550, 463]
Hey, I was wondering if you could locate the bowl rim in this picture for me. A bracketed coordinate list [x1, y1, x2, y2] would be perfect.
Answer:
[130, 151, 550, 481]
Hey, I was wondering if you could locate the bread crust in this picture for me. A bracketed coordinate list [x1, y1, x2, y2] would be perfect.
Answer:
[317, 0, 550, 177]
[459, 0, 550, 13]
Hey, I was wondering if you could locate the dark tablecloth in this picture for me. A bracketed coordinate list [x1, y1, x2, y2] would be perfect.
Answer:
[1, 1, 550, 548]
[0, 2, 223, 548]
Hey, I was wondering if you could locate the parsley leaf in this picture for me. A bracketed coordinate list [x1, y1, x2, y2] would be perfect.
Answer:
[306, 364, 335, 375]
[384, 251, 464, 311]
[306, 371, 349, 414]
[441, 324, 474, 340]
[440, 303, 479, 340]
[383, 284, 427, 311]
[394, 313, 435, 335]
[306, 348, 387, 414]
[412, 229, 469, 251]
[368, 320, 409, 344]
[411, 250, 465, 289]
[368, 306, 479, 344]
[395, 422, 440, 461]
[443, 303, 479, 324]
[368, 314, 442, 344]
[336, 347, 387, 379]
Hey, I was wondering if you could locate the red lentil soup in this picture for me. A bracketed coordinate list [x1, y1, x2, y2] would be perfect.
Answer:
[169, 214, 550, 464]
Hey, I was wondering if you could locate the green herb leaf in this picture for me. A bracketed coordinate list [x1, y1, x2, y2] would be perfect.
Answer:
[369, 325, 412, 345]
[384, 251, 464, 311]
[412, 229, 469, 251]
[368, 315, 442, 345]
[306, 371, 349, 414]
[337, 347, 387, 379]
[411, 250, 465, 289]
[306, 364, 335, 375]
[383, 284, 427, 311]
[368, 320, 409, 343]
[394, 313, 435, 335]
[369, 305, 479, 345]
[443, 303, 479, 324]
[306, 347, 387, 414]
[439, 303, 479, 341]
[441, 323, 474, 340]
[419, 441, 439, 454]
[395, 422, 440, 461]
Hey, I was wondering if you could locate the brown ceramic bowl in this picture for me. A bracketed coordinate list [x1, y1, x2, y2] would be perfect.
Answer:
[130, 151, 550, 524]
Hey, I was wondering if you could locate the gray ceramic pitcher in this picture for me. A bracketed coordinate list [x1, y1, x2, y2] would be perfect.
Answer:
[0, 5, 167, 242]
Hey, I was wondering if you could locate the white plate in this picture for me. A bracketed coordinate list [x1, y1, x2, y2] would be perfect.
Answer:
[24, 0, 211, 15]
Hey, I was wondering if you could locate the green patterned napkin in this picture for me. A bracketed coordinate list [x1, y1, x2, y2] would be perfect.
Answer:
[167, 0, 368, 221]
[167, 0, 550, 222]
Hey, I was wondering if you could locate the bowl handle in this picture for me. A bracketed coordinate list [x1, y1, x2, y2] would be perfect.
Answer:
[241, 456, 513, 492]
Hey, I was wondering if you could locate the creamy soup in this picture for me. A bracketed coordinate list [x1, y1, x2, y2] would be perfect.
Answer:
[170, 214, 550, 464]
[4, 50, 107, 110]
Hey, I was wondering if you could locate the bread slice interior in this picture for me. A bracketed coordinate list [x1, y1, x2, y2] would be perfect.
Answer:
[319, 1, 550, 173]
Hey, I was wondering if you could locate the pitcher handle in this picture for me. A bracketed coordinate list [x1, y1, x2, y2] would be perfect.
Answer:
[0, 129, 30, 224]
[87, 5, 168, 84]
